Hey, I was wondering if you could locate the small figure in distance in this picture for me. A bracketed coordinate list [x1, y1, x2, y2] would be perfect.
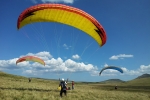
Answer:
[28, 78, 31, 82]
[115, 85, 118, 90]
[72, 80, 74, 90]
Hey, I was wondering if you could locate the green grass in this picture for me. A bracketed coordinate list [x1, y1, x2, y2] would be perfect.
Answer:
[0, 71, 150, 100]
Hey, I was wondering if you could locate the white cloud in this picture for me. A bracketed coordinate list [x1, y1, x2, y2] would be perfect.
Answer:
[28, 58, 98, 75]
[23, 70, 42, 76]
[0, 51, 98, 76]
[104, 63, 108, 67]
[24, 70, 33, 74]
[1, 52, 149, 77]
[31, 0, 74, 4]
[0, 58, 27, 69]
[90, 70, 99, 76]
[21, 51, 52, 61]
[72, 54, 80, 60]
[63, 44, 71, 50]
[138, 65, 150, 73]
[119, 67, 141, 76]
[109, 54, 133, 60]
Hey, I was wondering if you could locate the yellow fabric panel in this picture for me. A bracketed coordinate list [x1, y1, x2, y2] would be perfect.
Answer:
[58, 86, 61, 90]
[20, 9, 102, 46]
[26, 57, 45, 65]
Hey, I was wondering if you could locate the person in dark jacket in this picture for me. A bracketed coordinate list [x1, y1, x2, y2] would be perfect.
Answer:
[59, 78, 67, 97]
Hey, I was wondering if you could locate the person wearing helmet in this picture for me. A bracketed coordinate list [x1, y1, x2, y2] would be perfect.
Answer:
[59, 78, 67, 97]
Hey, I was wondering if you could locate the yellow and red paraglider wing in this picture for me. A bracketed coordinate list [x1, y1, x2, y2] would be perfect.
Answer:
[17, 4, 107, 46]
[16, 56, 45, 66]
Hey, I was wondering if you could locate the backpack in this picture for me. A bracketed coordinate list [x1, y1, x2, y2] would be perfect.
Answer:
[60, 81, 66, 90]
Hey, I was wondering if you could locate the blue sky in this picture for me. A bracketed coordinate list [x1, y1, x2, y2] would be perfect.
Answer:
[0, 0, 150, 82]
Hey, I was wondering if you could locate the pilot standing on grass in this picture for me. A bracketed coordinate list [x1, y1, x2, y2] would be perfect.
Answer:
[72, 81, 74, 90]
[115, 85, 118, 90]
[59, 78, 67, 97]
[28, 78, 31, 82]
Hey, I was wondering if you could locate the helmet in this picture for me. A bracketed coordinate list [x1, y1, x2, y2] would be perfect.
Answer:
[62, 78, 64, 81]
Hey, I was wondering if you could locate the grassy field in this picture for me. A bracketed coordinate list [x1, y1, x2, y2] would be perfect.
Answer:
[0, 71, 150, 100]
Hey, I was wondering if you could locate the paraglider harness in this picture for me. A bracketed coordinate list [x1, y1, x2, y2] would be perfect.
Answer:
[59, 81, 67, 97]
[60, 81, 67, 90]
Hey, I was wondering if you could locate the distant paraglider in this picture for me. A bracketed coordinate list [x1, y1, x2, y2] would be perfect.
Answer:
[99, 66, 123, 75]
[17, 3, 107, 47]
[16, 56, 45, 66]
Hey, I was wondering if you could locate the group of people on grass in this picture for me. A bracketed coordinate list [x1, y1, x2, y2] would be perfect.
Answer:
[28, 77, 118, 98]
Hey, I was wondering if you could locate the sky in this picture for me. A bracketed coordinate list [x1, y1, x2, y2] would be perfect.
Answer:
[0, 0, 150, 82]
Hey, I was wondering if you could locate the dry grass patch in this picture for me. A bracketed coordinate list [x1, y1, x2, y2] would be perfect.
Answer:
[0, 72, 150, 100]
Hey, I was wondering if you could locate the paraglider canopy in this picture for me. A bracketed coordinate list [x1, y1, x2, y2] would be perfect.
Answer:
[99, 66, 123, 75]
[17, 3, 107, 47]
[16, 56, 45, 66]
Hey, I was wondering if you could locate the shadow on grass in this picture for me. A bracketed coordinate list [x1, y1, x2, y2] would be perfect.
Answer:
[91, 85, 150, 93]
[0, 87, 58, 92]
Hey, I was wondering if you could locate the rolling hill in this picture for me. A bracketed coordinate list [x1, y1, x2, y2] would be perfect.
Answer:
[136, 73, 150, 79]
[125, 74, 150, 86]
[98, 73, 150, 85]
[0, 71, 150, 85]
[99, 79, 125, 84]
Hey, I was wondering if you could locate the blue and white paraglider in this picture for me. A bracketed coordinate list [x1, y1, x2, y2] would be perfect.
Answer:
[99, 66, 123, 75]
